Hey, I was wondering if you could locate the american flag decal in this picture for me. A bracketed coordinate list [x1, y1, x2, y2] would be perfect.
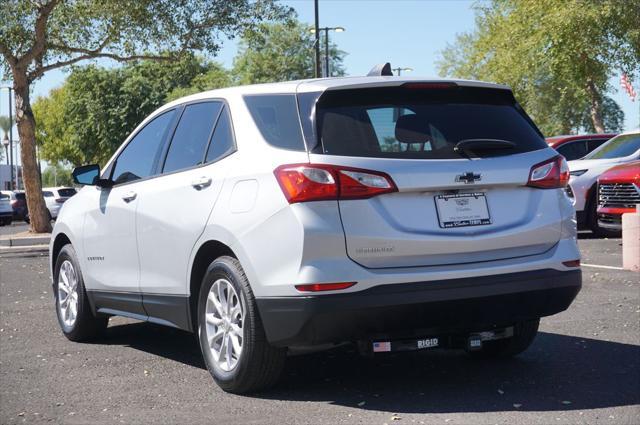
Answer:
[620, 73, 637, 102]
[373, 341, 391, 352]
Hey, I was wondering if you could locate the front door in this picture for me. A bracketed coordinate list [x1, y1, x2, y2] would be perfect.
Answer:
[82, 109, 178, 316]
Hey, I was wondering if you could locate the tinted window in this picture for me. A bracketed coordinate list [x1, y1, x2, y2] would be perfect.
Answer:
[43, 191, 54, 197]
[556, 141, 588, 161]
[205, 106, 235, 163]
[57, 188, 77, 197]
[586, 134, 640, 159]
[315, 86, 546, 159]
[0, 193, 8, 201]
[15, 193, 25, 200]
[587, 138, 608, 152]
[244, 95, 305, 151]
[112, 110, 176, 184]
[163, 102, 222, 173]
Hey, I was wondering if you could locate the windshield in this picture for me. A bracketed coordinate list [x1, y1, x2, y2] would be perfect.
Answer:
[313, 86, 546, 159]
[585, 133, 640, 160]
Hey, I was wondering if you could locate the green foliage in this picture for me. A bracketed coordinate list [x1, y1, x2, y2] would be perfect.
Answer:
[41, 163, 73, 187]
[33, 55, 228, 166]
[166, 63, 232, 101]
[0, 115, 11, 135]
[233, 20, 346, 84]
[1, 0, 289, 80]
[437, 0, 639, 135]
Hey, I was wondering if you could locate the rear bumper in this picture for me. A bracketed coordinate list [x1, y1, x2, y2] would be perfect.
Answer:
[256, 268, 581, 347]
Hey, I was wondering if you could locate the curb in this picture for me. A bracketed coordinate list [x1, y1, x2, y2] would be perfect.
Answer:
[0, 235, 50, 247]
[0, 244, 49, 256]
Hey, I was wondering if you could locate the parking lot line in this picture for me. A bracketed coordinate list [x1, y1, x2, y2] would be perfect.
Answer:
[581, 263, 626, 271]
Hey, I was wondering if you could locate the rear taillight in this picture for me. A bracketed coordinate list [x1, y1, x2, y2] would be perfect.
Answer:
[274, 164, 397, 203]
[526, 156, 569, 189]
[295, 282, 356, 292]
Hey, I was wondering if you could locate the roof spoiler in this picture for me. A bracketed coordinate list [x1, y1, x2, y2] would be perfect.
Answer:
[366, 63, 393, 77]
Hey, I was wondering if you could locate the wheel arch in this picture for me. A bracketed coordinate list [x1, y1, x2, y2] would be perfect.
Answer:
[188, 240, 238, 331]
[51, 232, 72, 274]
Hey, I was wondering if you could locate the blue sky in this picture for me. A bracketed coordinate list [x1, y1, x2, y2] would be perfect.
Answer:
[1, 0, 638, 133]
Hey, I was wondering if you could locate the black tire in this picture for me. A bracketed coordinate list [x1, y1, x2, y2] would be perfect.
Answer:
[197, 256, 286, 394]
[54, 244, 108, 342]
[468, 319, 540, 359]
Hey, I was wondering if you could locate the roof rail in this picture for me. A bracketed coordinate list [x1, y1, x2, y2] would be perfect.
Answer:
[366, 63, 393, 77]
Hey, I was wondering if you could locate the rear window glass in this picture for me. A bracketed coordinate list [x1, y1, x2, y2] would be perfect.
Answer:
[0, 193, 8, 200]
[314, 86, 546, 159]
[585, 134, 640, 160]
[57, 188, 77, 197]
[244, 95, 305, 151]
[15, 193, 25, 200]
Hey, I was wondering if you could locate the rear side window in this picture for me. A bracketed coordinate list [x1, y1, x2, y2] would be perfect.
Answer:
[57, 188, 77, 197]
[43, 191, 54, 197]
[163, 102, 223, 174]
[556, 141, 588, 161]
[112, 110, 176, 184]
[587, 138, 608, 152]
[244, 95, 305, 151]
[205, 106, 235, 163]
[314, 86, 546, 159]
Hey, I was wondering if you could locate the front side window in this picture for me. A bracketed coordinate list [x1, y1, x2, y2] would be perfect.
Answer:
[112, 110, 176, 184]
[163, 102, 223, 174]
[244, 95, 306, 151]
[205, 106, 235, 163]
[315, 86, 546, 159]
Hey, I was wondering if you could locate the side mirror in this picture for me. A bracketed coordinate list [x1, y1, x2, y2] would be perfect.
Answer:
[72, 164, 113, 188]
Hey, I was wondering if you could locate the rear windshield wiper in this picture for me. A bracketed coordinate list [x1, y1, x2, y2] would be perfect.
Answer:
[453, 139, 516, 158]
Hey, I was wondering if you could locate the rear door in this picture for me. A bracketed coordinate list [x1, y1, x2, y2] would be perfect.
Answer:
[135, 100, 234, 301]
[307, 84, 561, 268]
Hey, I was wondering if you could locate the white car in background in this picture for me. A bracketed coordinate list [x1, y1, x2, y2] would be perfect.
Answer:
[42, 187, 78, 219]
[567, 130, 640, 235]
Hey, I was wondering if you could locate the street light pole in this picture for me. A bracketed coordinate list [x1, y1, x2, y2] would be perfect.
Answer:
[392, 67, 413, 76]
[314, 0, 321, 78]
[324, 28, 330, 78]
[4, 87, 15, 190]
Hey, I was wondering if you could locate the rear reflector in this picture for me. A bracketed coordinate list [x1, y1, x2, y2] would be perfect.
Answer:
[274, 164, 397, 203]
[562, 260, 581, 268]
[295, 282, 356, 292]
[527, 156, 569, 189]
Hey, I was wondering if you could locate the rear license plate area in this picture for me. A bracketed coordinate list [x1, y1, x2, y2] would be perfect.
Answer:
[434, 192, 491, 228]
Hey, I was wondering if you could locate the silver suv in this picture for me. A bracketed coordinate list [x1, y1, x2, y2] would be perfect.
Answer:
[50, 75, 581, 393]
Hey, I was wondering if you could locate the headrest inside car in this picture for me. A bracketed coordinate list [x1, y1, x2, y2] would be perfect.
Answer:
[395, 114, 431, 143]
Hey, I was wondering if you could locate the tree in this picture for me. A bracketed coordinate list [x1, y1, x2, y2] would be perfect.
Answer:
[0, 115, 10, 162]
[42, 163, 73, 187]
[437, 0, 639, 135]
[0, 0, 287, 233]
[33, 56, 230, 167]
[233, 20, 346, 84]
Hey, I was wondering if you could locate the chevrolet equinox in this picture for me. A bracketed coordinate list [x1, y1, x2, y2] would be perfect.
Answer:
[50, 73, 582, 393]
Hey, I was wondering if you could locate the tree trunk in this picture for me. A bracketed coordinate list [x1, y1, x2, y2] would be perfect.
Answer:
[586, 79, 605, 133]
[13, 73, 52, 234]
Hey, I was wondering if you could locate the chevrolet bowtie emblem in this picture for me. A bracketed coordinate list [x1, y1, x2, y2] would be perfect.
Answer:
[455, 172, 482, 184]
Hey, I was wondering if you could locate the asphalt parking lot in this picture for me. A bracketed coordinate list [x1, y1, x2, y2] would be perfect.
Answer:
[1, 236, 638, 424]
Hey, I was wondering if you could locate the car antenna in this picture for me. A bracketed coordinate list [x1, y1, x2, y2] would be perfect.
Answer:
[367, 63, 393, 77]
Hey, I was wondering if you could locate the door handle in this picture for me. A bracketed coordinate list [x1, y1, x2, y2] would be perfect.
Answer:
[122, 191, 137, 202]
[191, 176, 212, 190]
